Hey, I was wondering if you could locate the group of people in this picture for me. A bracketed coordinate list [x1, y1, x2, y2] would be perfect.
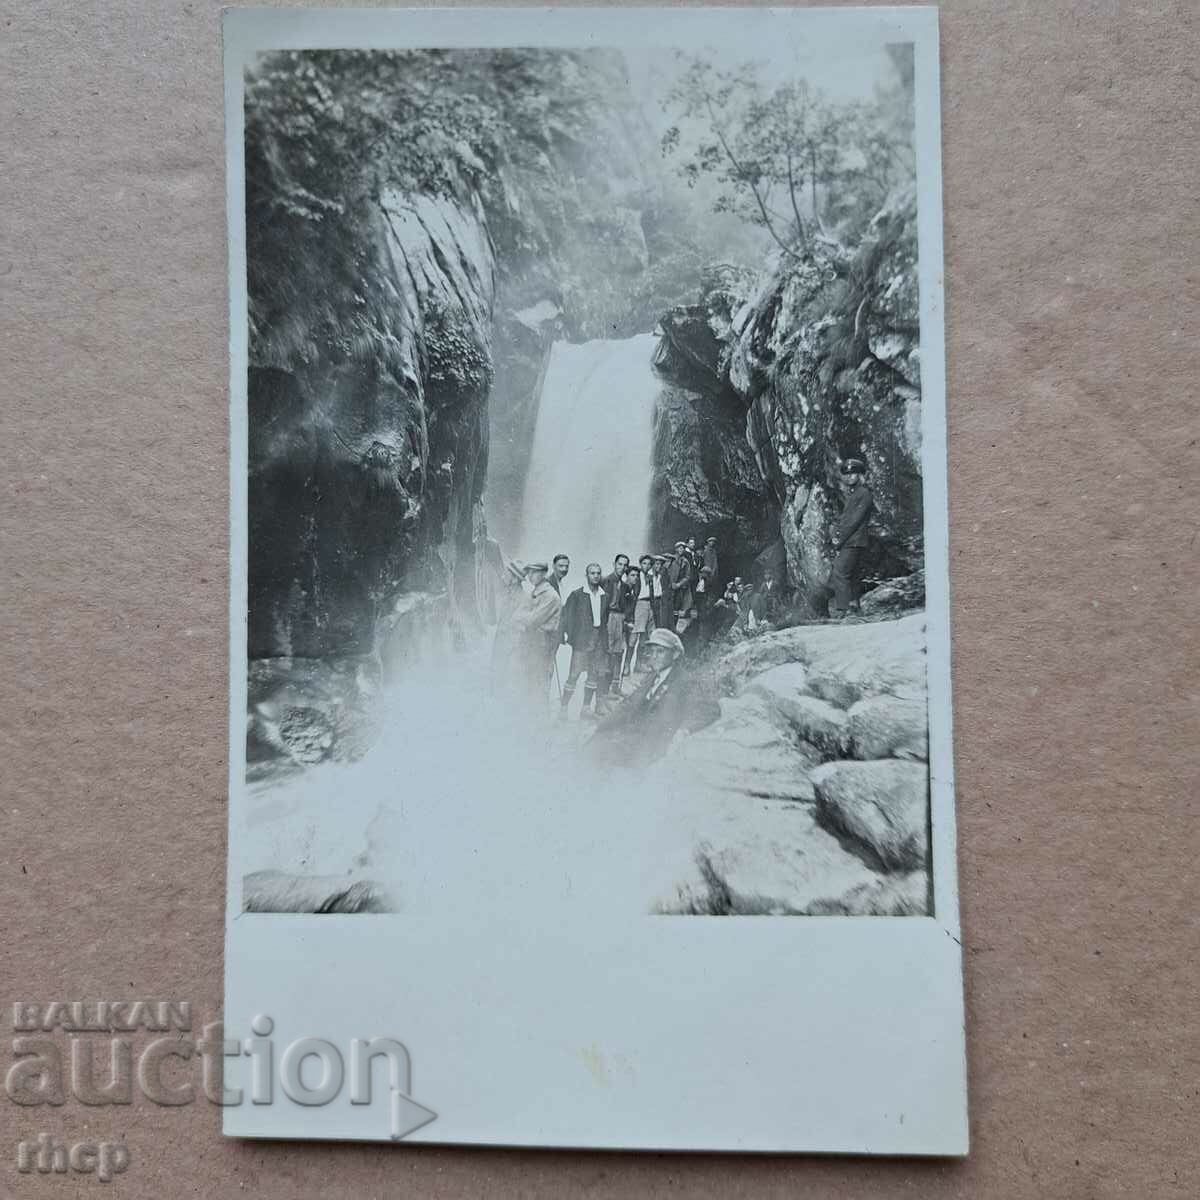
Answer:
[503, 534, 722, 721]
[496, 458, 876, 755]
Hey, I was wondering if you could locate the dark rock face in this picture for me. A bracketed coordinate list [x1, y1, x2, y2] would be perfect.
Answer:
[247, 195, 495, 660]
[648, 266, 774, 573]
[483, 306, 559, 552]
[245, 50, 675, 670]
[649, 385, 773, 564]
[731, 191, 924, 598]
[650, 194, 925, 602]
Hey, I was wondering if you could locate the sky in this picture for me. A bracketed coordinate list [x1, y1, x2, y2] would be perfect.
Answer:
[623, 41, 901, 137]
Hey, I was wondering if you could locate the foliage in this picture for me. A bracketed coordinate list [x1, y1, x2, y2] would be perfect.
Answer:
[661, 49, 915, 265]
[244, 49, 632, 368]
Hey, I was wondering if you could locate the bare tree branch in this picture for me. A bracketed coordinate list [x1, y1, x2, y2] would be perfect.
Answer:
[702, 93, 804, 262]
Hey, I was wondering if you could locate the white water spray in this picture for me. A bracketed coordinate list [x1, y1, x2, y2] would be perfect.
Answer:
[517, 335, 659, 566]
[242, 335, 675, 915]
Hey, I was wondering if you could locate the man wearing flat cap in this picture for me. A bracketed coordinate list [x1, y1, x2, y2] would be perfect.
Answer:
[588, 628, 691, 769]
[652, 554, 673, 631]
[512, 561, 563, 707]
[668, 541, 693, 629]
[827, 458, 874, 618]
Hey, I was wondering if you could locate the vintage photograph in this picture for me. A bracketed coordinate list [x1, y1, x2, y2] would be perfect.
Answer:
[238, 30, 936, 918]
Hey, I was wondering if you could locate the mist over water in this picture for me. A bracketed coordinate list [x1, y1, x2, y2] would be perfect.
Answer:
[517, 335, 659, 567]
[244, 338, 673, 913]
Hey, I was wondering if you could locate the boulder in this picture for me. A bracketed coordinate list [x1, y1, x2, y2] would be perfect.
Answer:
[647, 802, 884, 916]
[802, 869, 929, 917]
[811, 759, 930, 873]
[747, 666, 848, 757]
[846, 695, 928, 762]
[859, 568, 926, 617]
[801, 615, 928, 709]
[716, 612, 927, 708]
[246, 654, 383, 776]
[673, 693, 819, 803]
[716, 635, 806, 696]
[242, 871, 394, 914]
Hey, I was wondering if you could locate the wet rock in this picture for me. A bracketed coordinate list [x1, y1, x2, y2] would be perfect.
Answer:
[648, 802, 882, 916]
[859, 568, 926, 617]
[802, 869, 929, 916]
[846, 695, 928, 762]
[276, 708, 336, 766]
[747, 666, 848, 757]
[242, 870, 394, 914]
[246, 190, 495, 661]
[676, 693, 820, 802]
[247, 655, 383, 775]
[649, 384, 773, 563]
[812, 759, 929, 872]
[801, 615, 927, 709]
[717, 612, 927, 707]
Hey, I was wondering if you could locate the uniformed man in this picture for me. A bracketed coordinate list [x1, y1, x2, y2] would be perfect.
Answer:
[511, 561, 563, 707]
[828, 458, 874, 618]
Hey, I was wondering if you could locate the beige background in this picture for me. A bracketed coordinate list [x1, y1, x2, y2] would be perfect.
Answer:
[2, 0, 1198, 1195]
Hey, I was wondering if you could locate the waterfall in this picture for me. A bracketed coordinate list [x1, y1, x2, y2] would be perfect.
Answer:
[517, 334, 659, 567]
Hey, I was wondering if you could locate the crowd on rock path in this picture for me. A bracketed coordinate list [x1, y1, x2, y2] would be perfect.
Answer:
[489, 460, 876, 768]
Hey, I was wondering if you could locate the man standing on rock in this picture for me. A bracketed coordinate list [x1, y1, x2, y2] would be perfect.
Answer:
[558, 562, 608, 717]
[703, 535, 719, 581]
[828, 458, 875, 619]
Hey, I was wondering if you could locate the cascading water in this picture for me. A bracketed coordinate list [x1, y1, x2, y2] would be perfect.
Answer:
[243, 334, 670, 916]
[517, 335, 659, 566]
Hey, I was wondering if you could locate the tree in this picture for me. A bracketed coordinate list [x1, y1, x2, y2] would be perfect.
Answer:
[661, 54, 914, 263]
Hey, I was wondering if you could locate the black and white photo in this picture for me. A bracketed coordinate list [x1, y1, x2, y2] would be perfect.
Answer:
[223, 5, 965, 1153]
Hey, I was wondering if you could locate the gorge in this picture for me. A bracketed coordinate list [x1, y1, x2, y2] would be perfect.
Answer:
[240, 46, 932, 916]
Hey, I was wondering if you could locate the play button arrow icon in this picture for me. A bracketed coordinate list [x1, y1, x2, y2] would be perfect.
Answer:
[389, 1088, 438, 1140]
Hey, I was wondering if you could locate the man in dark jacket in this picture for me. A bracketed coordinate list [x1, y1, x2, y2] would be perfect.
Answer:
[652, 554, 673, 630]
[587, 628, 690, 770]
[558, 562, 609, 716]
[601, 554, 631, 700]
[548, 553, 570, 596]
[828, 458, 874, 617]
[669, 541, 693, 627]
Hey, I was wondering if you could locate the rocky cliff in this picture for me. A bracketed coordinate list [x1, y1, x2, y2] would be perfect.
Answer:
[244, 49, 723, 667]
[243, 49, 729, 766]
[648, 266, 775, 575]
[647, 613, 932, 916]
[652, 193, 925, 603]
